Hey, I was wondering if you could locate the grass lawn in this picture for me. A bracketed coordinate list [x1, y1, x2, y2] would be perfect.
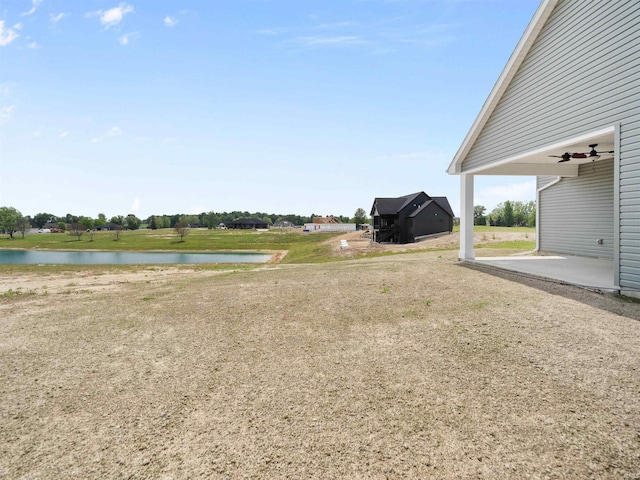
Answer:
[452, 225, 536, 233]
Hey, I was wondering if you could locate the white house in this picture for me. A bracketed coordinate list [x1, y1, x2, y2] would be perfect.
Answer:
[447, 0, 640, 297]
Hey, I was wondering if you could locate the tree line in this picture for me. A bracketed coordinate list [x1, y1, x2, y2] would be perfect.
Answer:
[0, 207, 371, 238]
[474, 200, 536, 227]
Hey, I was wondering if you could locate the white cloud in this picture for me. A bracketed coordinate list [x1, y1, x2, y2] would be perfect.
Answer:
[131, 198, 140, 212]
[89, 3, 134, 29]
[119, 32, 139, 45]
[59, 131, 69, 138]
[164, 16, 178, 27]
[0, 105, 15, 123]
[92, 126, 123, 142]
[298, 36, 367, 47]
[0, 21, 20, 46]
[50, 13, 65, 24]
[314, 21, 358, 31]
[262, 17, 456, 54]
[27, 41, 39, 49]
[21, 0, 43, 16]
[106, 126, 122, 137]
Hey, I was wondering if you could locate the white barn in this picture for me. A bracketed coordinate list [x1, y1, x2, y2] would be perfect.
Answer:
[447, 0, 640, 297]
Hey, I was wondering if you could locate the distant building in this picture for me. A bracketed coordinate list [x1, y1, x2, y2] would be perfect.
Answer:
[312, 216, 341, 224]
[226, 218, 269, 229]
[303, 223, 356, 233]
[272, 221, 296, 228]
[370, 192, 454, 244]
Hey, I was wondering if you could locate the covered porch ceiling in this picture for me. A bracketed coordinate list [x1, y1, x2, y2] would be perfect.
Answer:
[465, 127, 615, 176]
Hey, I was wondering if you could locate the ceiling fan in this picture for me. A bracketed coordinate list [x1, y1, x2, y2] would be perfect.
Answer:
[549, 144, 614, 163]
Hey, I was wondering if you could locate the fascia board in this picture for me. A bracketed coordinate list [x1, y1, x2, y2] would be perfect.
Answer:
[447, 0, 560, 175]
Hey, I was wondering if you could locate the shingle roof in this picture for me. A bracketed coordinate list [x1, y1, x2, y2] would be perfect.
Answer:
[372, 192, 423, 215]
[373, 192, 454, 218]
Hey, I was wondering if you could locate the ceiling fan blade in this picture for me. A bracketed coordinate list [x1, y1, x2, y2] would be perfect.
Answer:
[557, 158, 571, 163]
[572, 153, 588, 158]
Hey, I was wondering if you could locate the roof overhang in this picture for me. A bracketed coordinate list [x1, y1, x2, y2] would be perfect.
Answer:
[447, 0, 560, 175]
[461, 126, 615, 177]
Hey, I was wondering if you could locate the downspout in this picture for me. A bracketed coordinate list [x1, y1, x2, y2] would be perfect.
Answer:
[535, 176, 562, 253]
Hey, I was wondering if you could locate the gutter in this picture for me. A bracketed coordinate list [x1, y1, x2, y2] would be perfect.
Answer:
[535, 176, 562, 253]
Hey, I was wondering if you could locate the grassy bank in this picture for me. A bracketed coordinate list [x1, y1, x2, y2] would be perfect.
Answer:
[0, 228, 341, 265]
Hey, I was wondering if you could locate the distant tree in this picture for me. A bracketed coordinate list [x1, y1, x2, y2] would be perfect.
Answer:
[95, 213, 107, 229]
[149, 216, 158, 230]
[33, 212, 54, 229]
[527, 203, 536, 228]
[503, 200, 514, 227]
[0, 206, 21, 238]
[110, 215, 125, 226]
[57, 221, 67, 232]
[262, 216, 273, 226]
[352, 208, 368, 226]
[175, 221, 189, 242]
[126, 214, 141, 230]
[79, 216, 94, 231]
[65, 213, 79, 224]
[202, 211, 220, 230]
[488, 203, 504, 226]
[112, 224, 123, 241]
[473, 205, 487, 226]
[17, 215, 32, 239]
[511, 200, 536, 227]
[68, 223, 84, 240]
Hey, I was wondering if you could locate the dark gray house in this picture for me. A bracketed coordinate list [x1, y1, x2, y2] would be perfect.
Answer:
[226, 218, 269, 229]
[370, 192, 454, 244]
[447, 0, 640, 297]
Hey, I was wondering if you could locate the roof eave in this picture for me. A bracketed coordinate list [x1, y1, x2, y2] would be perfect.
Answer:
[447, 0, 560, 175]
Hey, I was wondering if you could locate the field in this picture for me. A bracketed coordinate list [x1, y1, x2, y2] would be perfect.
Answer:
[2, 229, 639, 478]
[1, 226, 536, 266]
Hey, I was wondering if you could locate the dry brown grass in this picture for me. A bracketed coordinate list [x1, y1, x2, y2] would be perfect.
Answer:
[1, 249, 639, 479]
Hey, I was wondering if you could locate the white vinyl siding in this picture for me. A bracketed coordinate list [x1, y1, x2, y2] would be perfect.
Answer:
[539, 159, 614, 258]
[537, 176, 557, 190]
[461, 0, 640, 170]
[620, 115, 640, 290]
[460, 0, 640, 292]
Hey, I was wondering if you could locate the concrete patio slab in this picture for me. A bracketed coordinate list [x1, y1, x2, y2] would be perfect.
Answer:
[467, 255, 618, 292]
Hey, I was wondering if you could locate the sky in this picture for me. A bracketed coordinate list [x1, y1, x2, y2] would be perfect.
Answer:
[0, 0, 541, 220]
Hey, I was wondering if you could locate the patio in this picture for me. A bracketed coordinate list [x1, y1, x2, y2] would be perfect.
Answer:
[466, 254, 617, 293]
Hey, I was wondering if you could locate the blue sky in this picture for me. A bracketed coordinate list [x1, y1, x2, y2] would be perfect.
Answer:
[1, 0, 540, 220]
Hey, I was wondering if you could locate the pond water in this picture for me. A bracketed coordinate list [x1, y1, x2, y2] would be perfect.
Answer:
[0, 250, 273, 265]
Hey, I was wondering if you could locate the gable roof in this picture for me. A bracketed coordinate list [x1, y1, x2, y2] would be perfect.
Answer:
[431, 197, 455, 218]
[447, 0, 559, 174]
[371, 192, 424, 216]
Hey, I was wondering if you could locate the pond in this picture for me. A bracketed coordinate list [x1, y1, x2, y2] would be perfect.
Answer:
[0, 249, 273, 265]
